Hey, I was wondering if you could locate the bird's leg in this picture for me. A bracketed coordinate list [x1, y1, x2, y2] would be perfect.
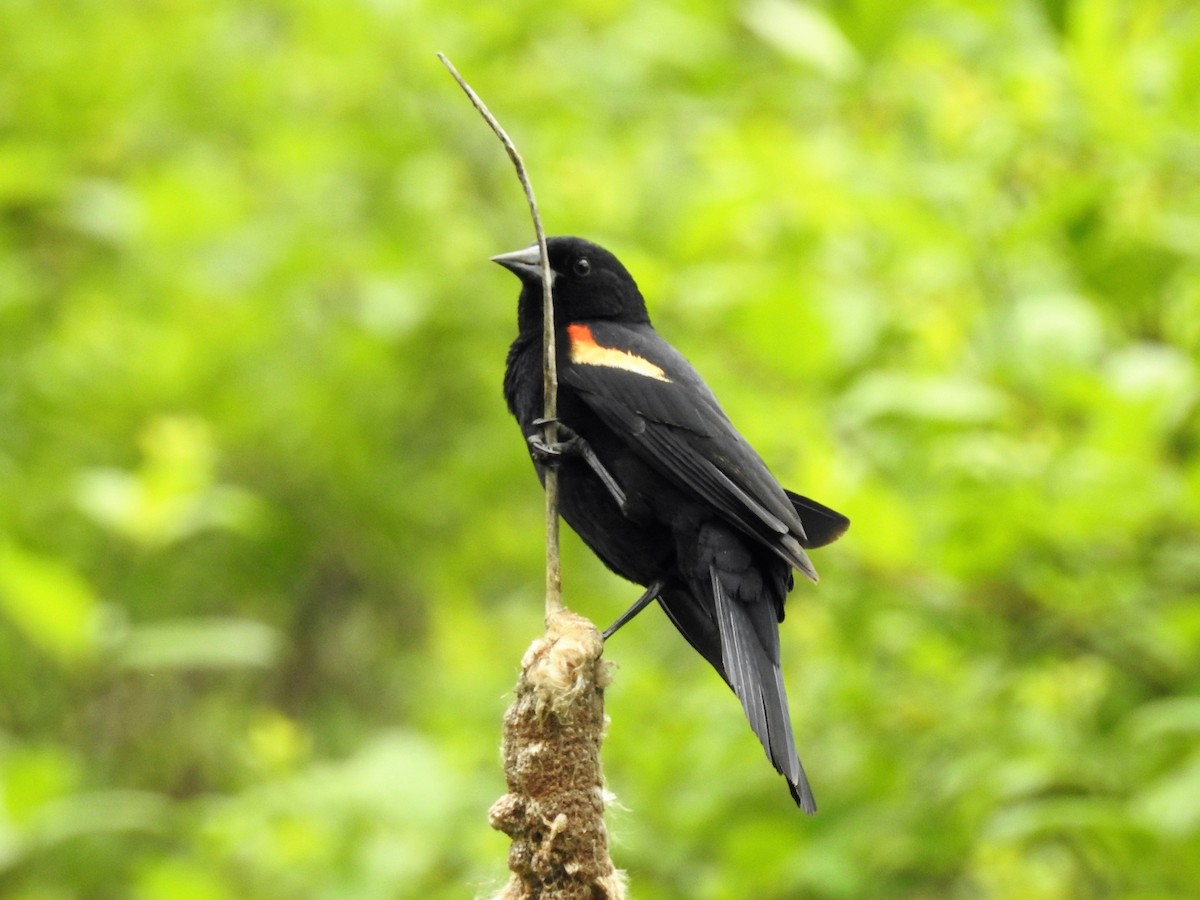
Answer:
[527, 417, 627, 511]
[602, 579, 665, 640]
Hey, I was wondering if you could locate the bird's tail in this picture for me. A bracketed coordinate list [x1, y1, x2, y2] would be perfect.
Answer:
[709, 562, 816, 813]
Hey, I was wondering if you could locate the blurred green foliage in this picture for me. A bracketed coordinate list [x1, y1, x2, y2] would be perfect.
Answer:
[2, 0, 1198, 897]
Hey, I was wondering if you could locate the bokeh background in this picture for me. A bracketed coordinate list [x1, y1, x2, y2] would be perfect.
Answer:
[3, 1, 1199, 897]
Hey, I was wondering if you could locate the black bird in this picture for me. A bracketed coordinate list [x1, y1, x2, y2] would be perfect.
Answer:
[495, 236, 848, 812]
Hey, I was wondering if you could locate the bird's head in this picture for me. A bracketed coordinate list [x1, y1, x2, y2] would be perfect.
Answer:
[492, 236, 650, 334]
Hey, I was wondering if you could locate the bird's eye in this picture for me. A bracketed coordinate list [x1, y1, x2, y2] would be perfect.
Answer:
[572, 258, 591, 277]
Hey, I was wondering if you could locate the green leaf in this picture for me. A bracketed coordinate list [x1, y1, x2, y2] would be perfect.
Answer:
[118, 618, 281, 671]
[742, 0, 860, 79]
[0, 544, 99, 664]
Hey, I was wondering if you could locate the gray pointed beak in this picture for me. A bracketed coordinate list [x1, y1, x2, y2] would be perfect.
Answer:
[491, 244, 545, 280]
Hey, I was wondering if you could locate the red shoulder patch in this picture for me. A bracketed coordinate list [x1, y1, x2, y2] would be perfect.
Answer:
[567, 324, 671, 382]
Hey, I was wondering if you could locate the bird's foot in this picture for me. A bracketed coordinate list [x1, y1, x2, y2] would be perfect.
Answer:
[527, 418, 628, 511]
[602, 580, 665, 640]
[526, 418, 583, 465]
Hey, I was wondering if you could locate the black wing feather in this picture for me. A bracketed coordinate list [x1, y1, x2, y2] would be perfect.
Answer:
[786, 491, 851, 549]
[562, 320, 819, 580]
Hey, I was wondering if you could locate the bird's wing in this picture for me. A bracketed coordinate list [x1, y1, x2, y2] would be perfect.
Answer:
[785, 491, 851, 549]
[560, 320, 817, 581]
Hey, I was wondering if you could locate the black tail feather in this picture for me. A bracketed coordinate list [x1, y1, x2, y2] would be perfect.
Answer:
[709, 564, 816, 813]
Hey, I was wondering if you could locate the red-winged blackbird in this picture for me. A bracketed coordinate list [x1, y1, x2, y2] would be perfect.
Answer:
[495, 236, 848, 812]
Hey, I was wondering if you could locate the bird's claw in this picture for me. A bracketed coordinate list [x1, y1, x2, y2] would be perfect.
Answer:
[527, 417, 583, 465]
[525, 419, 628, 511]
[526, 434, 580, 465]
